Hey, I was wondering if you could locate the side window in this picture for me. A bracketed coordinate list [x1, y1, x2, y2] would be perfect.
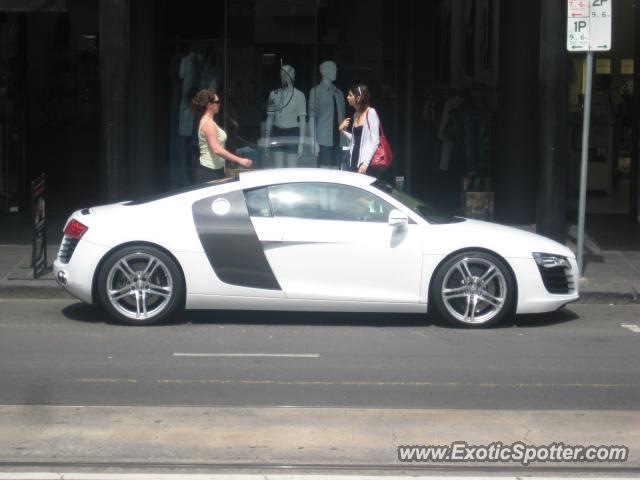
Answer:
[268, 182, 393, 222]
[245, 187, 272, 217]
[334, 185, 393, 222]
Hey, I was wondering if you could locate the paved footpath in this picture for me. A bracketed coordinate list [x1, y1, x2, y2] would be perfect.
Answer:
[0, 406, 638, 472]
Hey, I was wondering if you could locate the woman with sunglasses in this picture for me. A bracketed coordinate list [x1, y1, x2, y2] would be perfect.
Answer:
[338, 84, 380, 176]
[191, 89, 252, 182]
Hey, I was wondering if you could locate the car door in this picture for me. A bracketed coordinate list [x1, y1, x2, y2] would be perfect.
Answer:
[247, 182, 424, 303]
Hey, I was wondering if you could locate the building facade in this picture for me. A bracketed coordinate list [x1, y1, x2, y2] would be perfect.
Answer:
[1, 0, 638, 242]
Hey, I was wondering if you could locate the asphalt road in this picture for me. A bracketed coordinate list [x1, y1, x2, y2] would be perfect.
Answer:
[0, 298, 639, 410]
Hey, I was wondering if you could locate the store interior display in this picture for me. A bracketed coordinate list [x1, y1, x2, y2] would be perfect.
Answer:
[308, 60, 345, 169]
[422, 86, 494, 217]
[265, 64, 306, 169]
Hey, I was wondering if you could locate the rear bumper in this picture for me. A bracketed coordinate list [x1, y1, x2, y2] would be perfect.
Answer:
[53, 240, 109, 304]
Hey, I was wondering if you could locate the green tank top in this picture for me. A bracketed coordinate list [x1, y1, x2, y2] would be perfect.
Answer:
[198, 118, 227, 170]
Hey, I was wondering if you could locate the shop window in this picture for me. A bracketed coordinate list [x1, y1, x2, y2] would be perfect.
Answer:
[167, 0, 399, 188]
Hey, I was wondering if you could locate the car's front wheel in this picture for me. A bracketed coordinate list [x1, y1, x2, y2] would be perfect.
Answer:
[430, 251, 515, 328]
[97, 245, 183, 325]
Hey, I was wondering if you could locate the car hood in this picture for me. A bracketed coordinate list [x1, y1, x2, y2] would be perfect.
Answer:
[425, 218, 576, 259]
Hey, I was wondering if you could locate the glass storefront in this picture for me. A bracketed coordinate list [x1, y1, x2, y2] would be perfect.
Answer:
[161, 0, 504, 219]
[163, 0, 401, 188]
[0, 1, 100, 215]
[3, 0, 637, 222]
[567, 0, 636, 216]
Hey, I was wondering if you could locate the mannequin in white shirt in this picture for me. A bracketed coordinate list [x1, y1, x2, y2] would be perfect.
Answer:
[265, 65, 306, 168]
[308, 61, 345, 168]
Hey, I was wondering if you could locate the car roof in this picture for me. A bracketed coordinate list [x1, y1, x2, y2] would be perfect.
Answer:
[238, 168, 377, 189]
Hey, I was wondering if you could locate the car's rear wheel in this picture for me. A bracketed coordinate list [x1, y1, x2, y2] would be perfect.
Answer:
[430, 251, 515, 328]
[98, 245, 183, 326]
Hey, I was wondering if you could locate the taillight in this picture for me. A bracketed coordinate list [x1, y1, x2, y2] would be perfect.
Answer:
[64, 219, 89, 240]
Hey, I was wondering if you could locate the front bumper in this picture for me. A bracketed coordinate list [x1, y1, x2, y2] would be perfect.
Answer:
[512, 256, 580, 314]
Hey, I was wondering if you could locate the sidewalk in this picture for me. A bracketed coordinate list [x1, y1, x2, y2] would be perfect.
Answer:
[0, 212, 638, 304]
[0, 405, 637, 471]
[0, 214, 70, 298]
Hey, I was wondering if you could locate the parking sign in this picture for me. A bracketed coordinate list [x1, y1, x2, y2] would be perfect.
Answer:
[567, 0, 612, 51]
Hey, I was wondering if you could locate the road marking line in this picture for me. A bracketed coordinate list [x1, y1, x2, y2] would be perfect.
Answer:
[155, 379, 638, 388]
[64, 378, 138, 384]
[173, 353, 320, 358]
[621, 323, 640, 333]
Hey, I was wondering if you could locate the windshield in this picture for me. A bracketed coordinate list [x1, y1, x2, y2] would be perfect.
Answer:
[372, 179, 462, 224]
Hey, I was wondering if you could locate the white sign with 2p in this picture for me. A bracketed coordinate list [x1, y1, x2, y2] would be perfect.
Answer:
[567, 0, 612, 52]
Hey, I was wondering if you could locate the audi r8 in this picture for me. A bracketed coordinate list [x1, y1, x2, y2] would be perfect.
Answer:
[54, 168, 579, 327]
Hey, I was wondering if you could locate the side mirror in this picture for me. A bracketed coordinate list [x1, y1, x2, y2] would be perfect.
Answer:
[388, 209, 408, 228]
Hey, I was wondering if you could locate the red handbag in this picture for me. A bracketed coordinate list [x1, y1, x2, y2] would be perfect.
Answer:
[366, 110, 393, 171]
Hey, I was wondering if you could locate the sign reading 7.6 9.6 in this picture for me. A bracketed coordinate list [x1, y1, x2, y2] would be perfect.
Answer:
[567, 0, 612, 52]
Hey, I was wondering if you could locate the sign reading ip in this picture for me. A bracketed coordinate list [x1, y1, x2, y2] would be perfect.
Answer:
[567, 0, 612, 51]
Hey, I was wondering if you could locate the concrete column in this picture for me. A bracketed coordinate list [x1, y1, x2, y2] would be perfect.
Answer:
[493, 0, 540, 224]
[126, 0, 158, 197]
[632, 0, 640, 222]
[99, 0, 129, 201]
[537, 0, 568, 242]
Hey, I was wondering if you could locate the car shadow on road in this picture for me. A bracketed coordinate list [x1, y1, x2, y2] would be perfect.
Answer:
[61, 302, 115, 324]
[61, 302, 580, 329]
[61, 302, 430, 327]
[178, 310, 433, 327]
[498, 307, 580, 328]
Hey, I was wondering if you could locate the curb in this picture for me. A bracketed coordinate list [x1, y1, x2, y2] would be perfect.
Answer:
[578, 291, 638, 305]
[0, 283, 72, 299]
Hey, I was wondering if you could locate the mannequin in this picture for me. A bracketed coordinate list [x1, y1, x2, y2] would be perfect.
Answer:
[178, 50, 203, 137]
[308, 61, 345, 168]
[199, 46, 221, 91]
[178, 50, 204, 184]
[265, 65, 306, 168]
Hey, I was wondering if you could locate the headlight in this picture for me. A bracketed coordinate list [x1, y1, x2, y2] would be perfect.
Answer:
[532, 252, 570, 269]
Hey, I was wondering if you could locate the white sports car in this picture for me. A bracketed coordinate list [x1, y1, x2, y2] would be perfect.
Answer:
[54, 169, 579, 327]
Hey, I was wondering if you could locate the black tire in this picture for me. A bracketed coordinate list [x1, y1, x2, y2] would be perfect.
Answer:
[430, 250, 515, 328]
[97, 245, 183, 326]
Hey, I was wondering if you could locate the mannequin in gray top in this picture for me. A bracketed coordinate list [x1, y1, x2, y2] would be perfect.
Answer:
[265, 65, 306, 168]
[308, 61, 345, 168]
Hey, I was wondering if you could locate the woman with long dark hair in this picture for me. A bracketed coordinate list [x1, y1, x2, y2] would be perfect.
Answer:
[191, 89, 252, 182]
[338, 84, 380, 175]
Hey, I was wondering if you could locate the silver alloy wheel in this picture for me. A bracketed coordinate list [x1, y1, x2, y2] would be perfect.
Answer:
[440, 256, 507, 325]
[105, 252, 174, 321]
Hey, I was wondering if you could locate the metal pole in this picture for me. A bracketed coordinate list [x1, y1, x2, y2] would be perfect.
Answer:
[577, 51, 594, 275]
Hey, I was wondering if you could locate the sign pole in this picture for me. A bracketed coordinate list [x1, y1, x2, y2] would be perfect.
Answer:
[567, 0, 611, 275]
[577, 51, 594, 275]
